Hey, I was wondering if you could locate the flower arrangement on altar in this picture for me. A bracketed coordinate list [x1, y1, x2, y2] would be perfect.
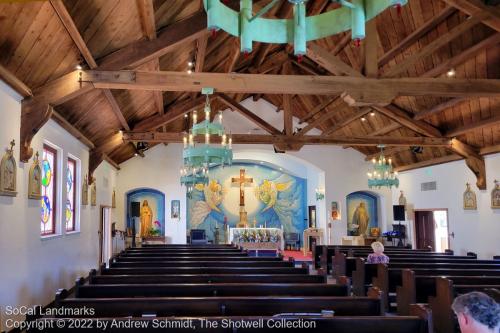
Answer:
[233, 229, 281, 243]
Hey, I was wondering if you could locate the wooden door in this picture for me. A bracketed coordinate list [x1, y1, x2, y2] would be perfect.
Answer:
[415, 211, 435, 250]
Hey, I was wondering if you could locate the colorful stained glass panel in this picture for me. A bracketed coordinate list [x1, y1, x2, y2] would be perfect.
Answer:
[41, 146, 56, 235]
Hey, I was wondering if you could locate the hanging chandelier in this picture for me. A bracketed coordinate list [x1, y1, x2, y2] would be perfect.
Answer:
[204, 0, 407, 57]
[367, 145, 399, 189]
[180, 89, 233, 195]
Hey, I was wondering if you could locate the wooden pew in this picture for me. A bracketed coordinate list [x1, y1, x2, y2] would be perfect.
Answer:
[100, 266, 309, 275]
[124, 248, 243, 253]
[141, 244, 236, 248]
[75, 282, 349, 298]
[119, 252, 249, 257]
[429, 277, 500, 333]
[396, 269, 500, 315]
[31, 305, 431, 333]
[109, 260, 294, 268]
[54, 293, 385, 317]
[114, 256, 283, 262]
[89, 273, 328, 284]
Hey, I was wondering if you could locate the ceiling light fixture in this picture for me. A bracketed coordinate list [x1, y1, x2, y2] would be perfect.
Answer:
[370, 112, 375, 117]
[446, 69, 456, 77]
[361, 117, 367, 122]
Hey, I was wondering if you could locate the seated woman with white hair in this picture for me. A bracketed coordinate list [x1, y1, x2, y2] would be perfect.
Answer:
[367, 241, 390, 264]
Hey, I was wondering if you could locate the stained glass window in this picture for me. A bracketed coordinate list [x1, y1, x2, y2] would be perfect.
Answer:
[41, 145, 57, 235]
[66, 158, 76, 232]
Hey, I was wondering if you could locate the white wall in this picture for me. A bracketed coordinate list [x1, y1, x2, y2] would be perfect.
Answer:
[0, 81, 116, 330]
[393, 154, 500, 259]
[114, 97, 393, 246]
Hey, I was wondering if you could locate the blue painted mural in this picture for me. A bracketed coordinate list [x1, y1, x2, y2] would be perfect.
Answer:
[346, 191, 378, 236]
[126, 188, 165, 237]
[187, 163, 307, 241]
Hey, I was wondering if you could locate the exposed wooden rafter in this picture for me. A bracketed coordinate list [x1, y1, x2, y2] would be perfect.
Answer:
[441, 0, 500, 32]
[0, 64, 32, 98]
[446, 113, 500, 137]
[123, 131, 453, 147]
[81, 70, 500, 101]
[322, 107, 373, 136]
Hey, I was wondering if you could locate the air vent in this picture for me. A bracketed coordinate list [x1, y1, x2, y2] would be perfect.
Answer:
[421, 181, 437, 191]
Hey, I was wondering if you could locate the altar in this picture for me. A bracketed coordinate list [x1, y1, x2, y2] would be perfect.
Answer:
[229, 227, 284, 251]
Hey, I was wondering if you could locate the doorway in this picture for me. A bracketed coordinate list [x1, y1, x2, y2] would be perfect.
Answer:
[414, 209, 449, 252]
[99, 206, 112, 266]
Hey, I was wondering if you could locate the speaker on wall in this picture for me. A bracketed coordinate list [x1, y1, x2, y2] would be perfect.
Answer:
[393, 205, 405, 221]
[131, 202, 140, 217]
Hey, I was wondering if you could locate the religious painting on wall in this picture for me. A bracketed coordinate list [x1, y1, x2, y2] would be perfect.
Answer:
[186, 163, 307, 242]
[171, 200, 180, 219]
[330, 201, 340, 220]
[492, 180, 500, 209]
[463, 183, 477, 210]
[346, 191, 378, 237]
[0, 140, 17, 197]
[82, 175, 88, 206]
[28, 151, 42, 199]
[126, 189, 165, 237]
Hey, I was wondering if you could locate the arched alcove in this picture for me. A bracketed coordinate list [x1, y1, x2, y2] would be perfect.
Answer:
[125, 188, 166, 236]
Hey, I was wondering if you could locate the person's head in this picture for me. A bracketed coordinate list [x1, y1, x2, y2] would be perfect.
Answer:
[452, 292, 500, 333]
[371, 241, 384, 254]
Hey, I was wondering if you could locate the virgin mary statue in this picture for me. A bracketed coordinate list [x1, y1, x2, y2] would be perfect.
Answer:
[140, 200, 153, 237]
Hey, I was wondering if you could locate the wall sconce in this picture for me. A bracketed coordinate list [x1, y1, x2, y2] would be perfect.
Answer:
[315, 188, 325, 201]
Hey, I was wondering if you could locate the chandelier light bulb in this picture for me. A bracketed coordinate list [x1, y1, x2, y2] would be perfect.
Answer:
[189, 133, 194, 146]
[188, 61, 194, 67]
[229, 136, 232, 149]
[218, 111, 223, 124]
[193, 111, 198, 124]
[205, 132, 210, 144]
[222, 134, 227, 146]
[183, 135, 188, 148]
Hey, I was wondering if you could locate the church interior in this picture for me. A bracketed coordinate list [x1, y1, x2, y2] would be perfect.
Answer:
[0, 0, 499, 332]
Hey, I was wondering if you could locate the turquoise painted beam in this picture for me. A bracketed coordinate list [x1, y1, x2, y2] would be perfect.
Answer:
[204, 0, 407, 55]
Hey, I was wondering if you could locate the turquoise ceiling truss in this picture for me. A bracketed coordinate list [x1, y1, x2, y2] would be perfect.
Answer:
[204, 0, 407, 56]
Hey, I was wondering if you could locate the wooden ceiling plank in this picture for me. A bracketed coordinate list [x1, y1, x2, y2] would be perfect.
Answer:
[395, 154, 463, 172]
[103, 153, 121, 170]
[50, 0, 131, 131]
[194, 35, 208, 73]
[441, 0, 500, 32]
[373, 104, 442, 137]
[82, 70, 500, 99]
[0, 64, 32, 98]
[446, 113, 500, 137]
[414, 97, 468, 120]
[382, 13, 486, 78]
[51, 110, 95, 149]
[297, 104, 345, 136]
[218, 93, 281, 135]
[123, 131, 452, 147]
[133, 95, 206, 131]
[298, 96, 338, 124]
[422, 32, 500, 78]
[378, 6, 456, 67]
[370, 122, 402, 136]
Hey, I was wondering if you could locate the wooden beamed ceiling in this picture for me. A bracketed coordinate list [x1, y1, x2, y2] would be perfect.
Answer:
[0, 0, 499, 187]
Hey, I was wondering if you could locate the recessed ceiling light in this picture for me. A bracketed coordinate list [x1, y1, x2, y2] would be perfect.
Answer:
[188, 61, 194, 67]
[361, 117, 367, 122]
[75, 65, 82, 70]
[446, 69, 456, 77]
[187, 69, 192, 74]
[184, 114, 188, 118]
[370, 112, 375, 117]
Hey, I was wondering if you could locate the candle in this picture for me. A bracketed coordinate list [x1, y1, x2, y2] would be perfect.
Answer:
[205, 132, 210, 144]
[183, 135, 187, 148]
[189, 133, 194, 146]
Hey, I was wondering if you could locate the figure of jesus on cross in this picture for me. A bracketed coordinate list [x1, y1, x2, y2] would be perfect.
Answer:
[231, 169, 253, 228]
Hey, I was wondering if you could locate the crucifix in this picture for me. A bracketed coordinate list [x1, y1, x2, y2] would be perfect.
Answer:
[231, 169, 253, 228]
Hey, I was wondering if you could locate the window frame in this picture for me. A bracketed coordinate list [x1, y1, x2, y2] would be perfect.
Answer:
[41, 144, 58, 236]
[66, 157, 77, 232]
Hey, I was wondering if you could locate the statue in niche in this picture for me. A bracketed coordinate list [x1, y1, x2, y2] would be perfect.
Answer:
[463, 183, 477, 210]
[82, 175, 89, 206]
[90, 178, 97, 206]
[352, 202, 370, 236]
[140, 200, 153, 237]
[492, 180, 500, 209]
[28, 151, 42, 199]
[0, 140, 17, 197]
[112, 189, 116, 208]
[399, 191, 407, 207]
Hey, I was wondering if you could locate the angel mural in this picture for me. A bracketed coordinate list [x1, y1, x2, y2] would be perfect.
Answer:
[254, 175, 304, 234]
[189, 179, 226, 239]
